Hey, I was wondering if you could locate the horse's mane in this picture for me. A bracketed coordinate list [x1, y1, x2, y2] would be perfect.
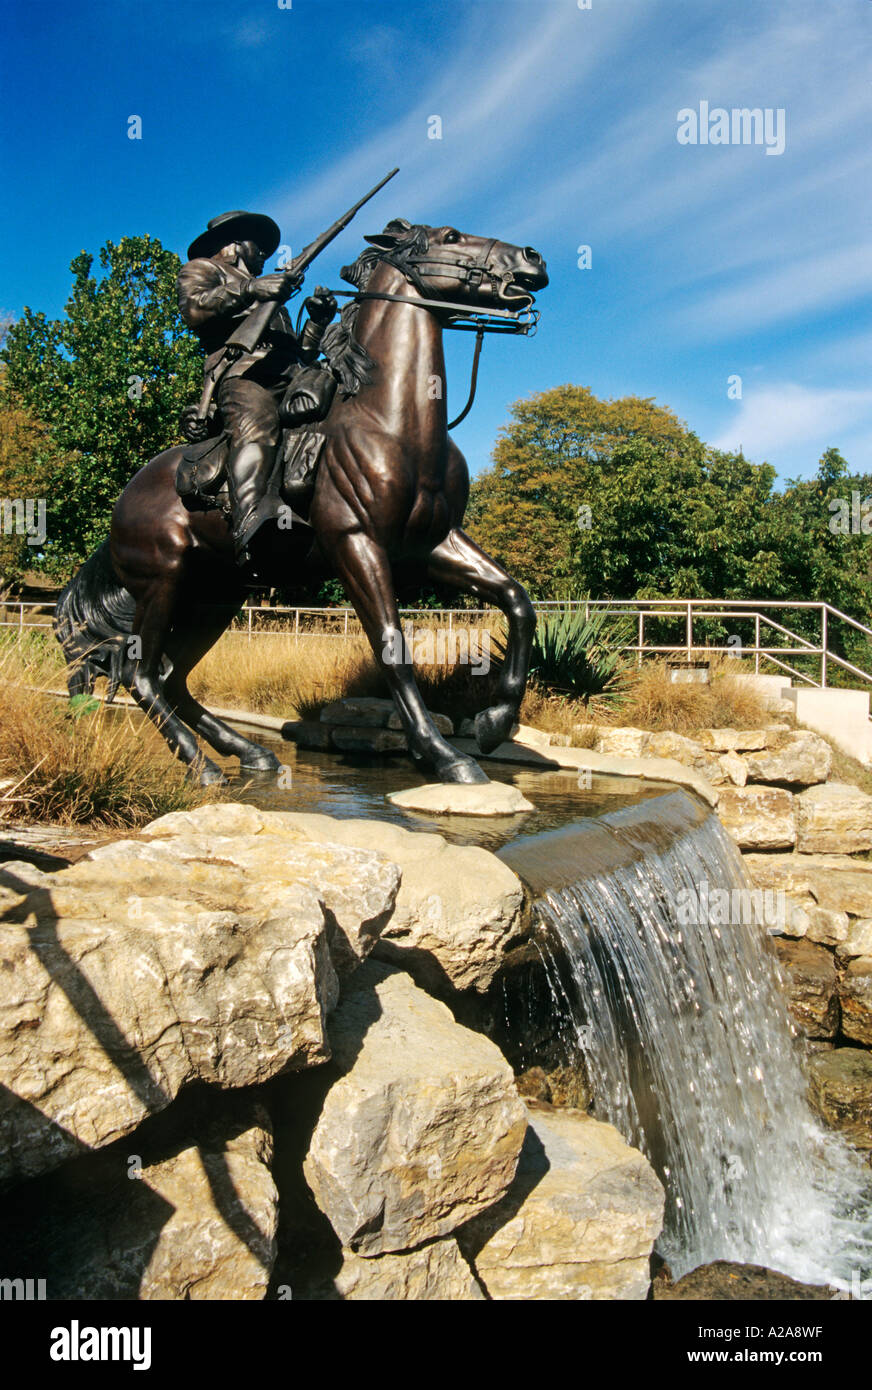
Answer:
[319, 221, 430, 398]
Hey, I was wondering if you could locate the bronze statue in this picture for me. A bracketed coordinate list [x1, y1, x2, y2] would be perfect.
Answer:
[177, 208, 337, 563]
[55, 178, 548, 787]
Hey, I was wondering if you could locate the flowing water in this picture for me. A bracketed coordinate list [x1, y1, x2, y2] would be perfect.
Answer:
[501, 791, 872, 1287]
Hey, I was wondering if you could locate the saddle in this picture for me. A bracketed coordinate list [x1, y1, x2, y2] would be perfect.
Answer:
[175, 364, 336, 518]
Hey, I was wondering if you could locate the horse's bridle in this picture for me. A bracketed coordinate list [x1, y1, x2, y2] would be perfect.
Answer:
[324, 237, 539, 336]
[313, 234, 541, 427]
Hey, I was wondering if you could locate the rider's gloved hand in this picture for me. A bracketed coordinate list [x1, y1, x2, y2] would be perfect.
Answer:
[304, 287, 338, 324]
[246, 269, 303, 303]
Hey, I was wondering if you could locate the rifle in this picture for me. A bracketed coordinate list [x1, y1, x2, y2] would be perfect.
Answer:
[187, 168, 399, 435]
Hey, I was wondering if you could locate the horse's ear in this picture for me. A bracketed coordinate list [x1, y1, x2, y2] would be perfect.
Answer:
[364, 218, 412, 248]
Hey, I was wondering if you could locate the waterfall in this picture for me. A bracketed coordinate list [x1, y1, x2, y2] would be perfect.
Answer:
[501, 791, 872, 1286]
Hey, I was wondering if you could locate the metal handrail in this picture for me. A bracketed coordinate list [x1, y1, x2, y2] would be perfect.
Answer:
[4, 594, 872, 693]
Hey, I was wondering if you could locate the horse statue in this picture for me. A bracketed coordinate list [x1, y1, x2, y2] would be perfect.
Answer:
[54, 217, 549, 786]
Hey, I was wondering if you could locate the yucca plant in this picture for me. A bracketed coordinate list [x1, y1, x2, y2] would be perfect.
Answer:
[526, 601, 634, 704]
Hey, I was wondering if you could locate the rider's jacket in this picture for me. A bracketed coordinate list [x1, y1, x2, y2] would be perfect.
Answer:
[177, 257, 300, 384]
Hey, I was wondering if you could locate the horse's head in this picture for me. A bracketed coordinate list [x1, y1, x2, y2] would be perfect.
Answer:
[360, 218, 549, 311]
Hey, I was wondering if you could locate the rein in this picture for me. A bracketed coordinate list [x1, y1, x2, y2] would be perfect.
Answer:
[316, 286, 538, 431]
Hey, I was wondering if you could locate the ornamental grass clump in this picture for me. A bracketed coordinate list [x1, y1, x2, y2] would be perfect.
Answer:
[0, 646, 212, 827]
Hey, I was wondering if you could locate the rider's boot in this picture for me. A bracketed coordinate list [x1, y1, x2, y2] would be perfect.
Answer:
[225, 440, 279, 566]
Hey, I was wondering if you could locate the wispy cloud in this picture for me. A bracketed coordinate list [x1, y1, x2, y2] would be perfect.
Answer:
[714, 383, 872, 463]
[270, 2, 638, 234]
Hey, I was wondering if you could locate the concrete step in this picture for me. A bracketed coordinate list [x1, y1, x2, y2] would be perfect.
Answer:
[735, 675, 872, 765]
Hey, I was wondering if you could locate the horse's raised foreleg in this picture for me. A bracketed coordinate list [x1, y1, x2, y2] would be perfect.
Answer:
[330, 531, 488, 784]
[427, 527, 536, 754]
[128, 575, 227, 786]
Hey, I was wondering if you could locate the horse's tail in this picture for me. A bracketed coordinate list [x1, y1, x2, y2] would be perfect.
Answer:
[54, 541, 137, 703]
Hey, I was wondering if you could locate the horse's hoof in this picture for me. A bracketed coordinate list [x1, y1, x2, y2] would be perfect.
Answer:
[238, 747, 283, 773]
[195, 760, 228, 788]
[474, 704, 517, 755]
[436, 757, 490, 785]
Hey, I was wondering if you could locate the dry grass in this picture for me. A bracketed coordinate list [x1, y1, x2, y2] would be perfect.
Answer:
[188, 632, 386, 718]
[605, 657, 773, 735]
[813, 734, 872, 799]
[187, 635, 775, 740]
[0, 646, 212, 828]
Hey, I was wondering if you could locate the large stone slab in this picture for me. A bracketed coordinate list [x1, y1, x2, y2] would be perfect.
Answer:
[772, 937, 839, 1038]
[321, 696, 452, 737]
[460, 1104, 664, 1300]
[698, 729, 772, 752]
[387, 781, 534, 817]
[272, 811, 528, 994]
[808, 1048, 872, 1150]
[304, 961, 527, 1256]
[716, 786, 796, 850]
[744, 852, 872, 917]
[0, 803, 400, 1188]
[796, 782, 872, 854]
[330, 726, 409, 754]
[464, 736, 719, 807]
[141, 801, 401, 973]
[838, 958, 872, 1047]
[744, 732, 832, 787]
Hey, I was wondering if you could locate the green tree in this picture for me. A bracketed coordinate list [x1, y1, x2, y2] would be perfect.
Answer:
[1, 236, 203, 575]
[465, 384, 691, 594]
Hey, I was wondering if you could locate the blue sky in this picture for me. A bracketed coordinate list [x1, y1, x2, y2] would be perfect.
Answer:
[2, 0, 871, 483]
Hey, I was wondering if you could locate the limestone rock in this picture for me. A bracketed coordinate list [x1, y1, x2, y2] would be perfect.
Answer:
[796, 782, 872, 854]
[387, 781, 534, 817]
[330, 726, 409, 754]
[772, 937, 839, 1038]
[642, 731, 723, 781]
[304, 962, 527, 1255]
[743, 852, 872, 918]
[698, 729, 770, 753]
[744, 732, 832, 787]
[838, 958, 872, 1047]
[719, 751, 748, 786]
[808, 1048, 872, 1150]
[716, 786, 796, 850]
[784, 899, 850, 948]
[0, 1094, 277, 1299]
[281, 720, 333, 750]
[836, 919, 872, 961]
[132, 1104, 277, 1300]
[140, 802, 401, 971]
[320, 696, 452, 737]
[0, 803, 401, 1188]
[593, 728, 649, 758]
[271, 811, 528, 994]
[387, 708, 453, 736]
[304, 1240, 485, 1301]
[461, 1105, 664, 1300]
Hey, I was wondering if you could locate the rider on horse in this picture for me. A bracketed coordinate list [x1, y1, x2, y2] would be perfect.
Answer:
[177, 209, 337, 563]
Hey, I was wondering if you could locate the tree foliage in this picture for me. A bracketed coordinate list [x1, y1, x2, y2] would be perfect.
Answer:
[1, 236, 202, 576]
[467, 386, 872, 611]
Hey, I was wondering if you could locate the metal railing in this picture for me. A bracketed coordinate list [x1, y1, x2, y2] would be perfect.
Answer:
[4, 595, 872, 691]
[555, 598, 872, 691]
[0, 600, 54, 632]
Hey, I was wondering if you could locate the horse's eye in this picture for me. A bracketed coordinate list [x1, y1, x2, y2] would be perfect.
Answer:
[444, 229, 460, 244]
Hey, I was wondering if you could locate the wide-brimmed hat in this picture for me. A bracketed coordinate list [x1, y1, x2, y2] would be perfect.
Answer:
[187, 210, 281, 262]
